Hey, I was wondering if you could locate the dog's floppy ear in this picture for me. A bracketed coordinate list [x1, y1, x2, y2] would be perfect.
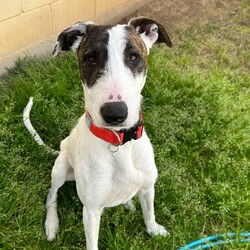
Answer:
[52, 21, 94, 56]
[128, 17, 172, 52]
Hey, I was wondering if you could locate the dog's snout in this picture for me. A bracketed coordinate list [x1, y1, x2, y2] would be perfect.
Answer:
[101, 101, 128, 124]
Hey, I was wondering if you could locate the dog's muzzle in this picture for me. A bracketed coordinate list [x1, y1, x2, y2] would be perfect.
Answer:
[100, 101, 128, 125]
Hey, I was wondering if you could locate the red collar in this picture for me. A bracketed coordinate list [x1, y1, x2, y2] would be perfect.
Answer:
[85, 112, 144, 146]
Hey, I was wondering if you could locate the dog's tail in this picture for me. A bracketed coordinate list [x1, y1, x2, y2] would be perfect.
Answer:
[23, 97, 59, 155]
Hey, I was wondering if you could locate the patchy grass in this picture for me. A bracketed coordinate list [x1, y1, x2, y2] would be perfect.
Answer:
[0, 4, 250, 250]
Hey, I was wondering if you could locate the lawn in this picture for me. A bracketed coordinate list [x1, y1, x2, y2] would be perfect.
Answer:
[0, 5, 250, 250]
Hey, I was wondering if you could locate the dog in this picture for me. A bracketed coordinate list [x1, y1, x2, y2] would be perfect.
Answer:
[43, 17, 172, 250]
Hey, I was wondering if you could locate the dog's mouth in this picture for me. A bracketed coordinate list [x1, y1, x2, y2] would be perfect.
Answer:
[102, 118, 127, 127]
[101, 121, 128, 131]
[101, 113, 143, 132]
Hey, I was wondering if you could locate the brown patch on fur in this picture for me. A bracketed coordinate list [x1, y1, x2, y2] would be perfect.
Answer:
[124, 26, 148, 75]
[127, 29, 148, 62]
[77, 25, 111, 87]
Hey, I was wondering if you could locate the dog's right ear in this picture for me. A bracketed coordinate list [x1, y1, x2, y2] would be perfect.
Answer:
[52, 22, 94, 56]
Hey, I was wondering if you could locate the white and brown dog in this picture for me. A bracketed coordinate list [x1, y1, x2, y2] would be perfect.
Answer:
[32, 17, 172, 250]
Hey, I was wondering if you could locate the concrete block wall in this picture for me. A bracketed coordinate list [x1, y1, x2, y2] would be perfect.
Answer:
[0, 0, 151, 75]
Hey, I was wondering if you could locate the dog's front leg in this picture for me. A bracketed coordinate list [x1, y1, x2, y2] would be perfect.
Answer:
[138, 187, 169, 237]
[83, 207, 102, 250]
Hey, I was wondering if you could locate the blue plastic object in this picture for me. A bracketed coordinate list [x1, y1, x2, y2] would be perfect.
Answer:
[178, 232, 250, 249]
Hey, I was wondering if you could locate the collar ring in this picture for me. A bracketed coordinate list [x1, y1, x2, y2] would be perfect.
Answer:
[108, 143, 120, 153]
[108, 129, 121, 153]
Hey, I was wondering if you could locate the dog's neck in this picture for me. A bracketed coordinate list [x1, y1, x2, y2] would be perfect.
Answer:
[85, 112, 144, 147]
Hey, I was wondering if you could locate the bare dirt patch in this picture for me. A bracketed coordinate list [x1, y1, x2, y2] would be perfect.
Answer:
[122, 0, 249, 38]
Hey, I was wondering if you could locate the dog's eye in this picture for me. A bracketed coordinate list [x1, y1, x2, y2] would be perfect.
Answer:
[128, 52, 139, 63]
[87, 55, 97, 65]
[84, 51, 98, 65]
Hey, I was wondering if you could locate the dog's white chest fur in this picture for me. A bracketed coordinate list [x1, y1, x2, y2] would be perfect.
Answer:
[65, 115, 154, 209]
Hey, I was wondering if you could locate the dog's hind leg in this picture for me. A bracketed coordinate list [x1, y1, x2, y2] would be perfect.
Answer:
[124, 199, 136, 212]
[45, 139, 73, 241]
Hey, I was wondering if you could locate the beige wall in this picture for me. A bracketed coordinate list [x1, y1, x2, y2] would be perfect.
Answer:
[0, 0, 151, 75]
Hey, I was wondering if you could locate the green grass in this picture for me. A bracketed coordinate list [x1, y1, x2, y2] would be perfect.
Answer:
[0, 6, 250, 250]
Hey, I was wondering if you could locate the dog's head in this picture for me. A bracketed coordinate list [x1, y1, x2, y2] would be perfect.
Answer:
[52, 17, 172, 130]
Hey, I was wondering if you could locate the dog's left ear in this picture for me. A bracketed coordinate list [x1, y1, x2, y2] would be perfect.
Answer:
[128, 17, 172, 52]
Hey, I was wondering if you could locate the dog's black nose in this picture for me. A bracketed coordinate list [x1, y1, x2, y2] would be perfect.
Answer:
[101, 101, 128, 124]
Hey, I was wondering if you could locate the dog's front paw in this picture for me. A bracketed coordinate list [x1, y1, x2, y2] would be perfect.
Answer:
[45, 218, 59, 241]
[46, 227, 58, 241]
[147, 223, 169, 237]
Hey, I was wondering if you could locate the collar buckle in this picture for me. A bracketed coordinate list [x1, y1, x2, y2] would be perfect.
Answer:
[120, 120, 144, 144]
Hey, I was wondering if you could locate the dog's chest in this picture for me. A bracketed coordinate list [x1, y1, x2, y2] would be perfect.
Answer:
[75, 143, 144, 208]
[105, 160, 142, 207]
[68, 122, 150, 208]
